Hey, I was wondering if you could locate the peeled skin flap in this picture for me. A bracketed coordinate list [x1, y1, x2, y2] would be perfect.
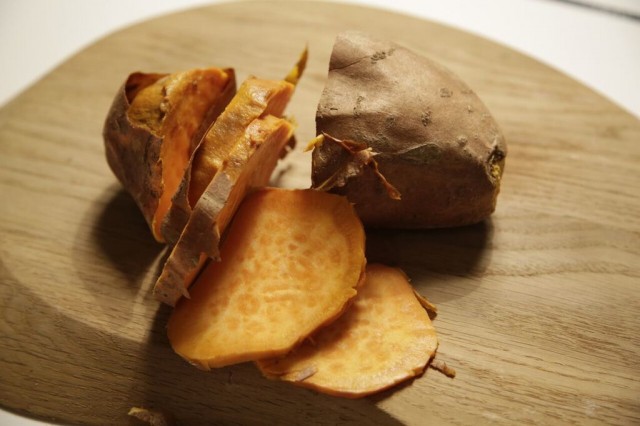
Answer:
[166, 188, 366, 368]
[313, 31, 507, 228]
[103, 67, 235, 242]
[153, 116, 295, 306]
[257, 263, 438, 398]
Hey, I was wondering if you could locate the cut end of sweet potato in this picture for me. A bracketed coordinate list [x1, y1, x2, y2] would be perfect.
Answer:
[166, 188, 366, 368]
[103, 67, 235, 242]
[257, 263, 438, 398]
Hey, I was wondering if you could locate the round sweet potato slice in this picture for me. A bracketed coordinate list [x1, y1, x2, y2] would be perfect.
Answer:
[166, 188, 366, 369]
[257, 263, 438, 398]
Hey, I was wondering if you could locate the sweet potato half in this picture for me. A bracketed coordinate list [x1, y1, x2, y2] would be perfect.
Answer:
[166, 188, 366, 369]
[257, 263, 439, 398]
[312, 31, 507, 228]
[103, 67, 235, 242]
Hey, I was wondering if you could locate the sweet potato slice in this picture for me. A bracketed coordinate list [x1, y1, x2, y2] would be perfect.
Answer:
[103, 67, 235, 242]
[161, 77, 296, 244]
[312, 31, 507, 228]
[153, 116, 295, 305]
[257, 263, 438, 398]
[166, 188, 366, 369]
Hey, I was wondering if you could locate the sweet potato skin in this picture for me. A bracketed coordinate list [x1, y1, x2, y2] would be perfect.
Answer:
[313, 31, 507, 228]
[103, 72, 167, 232]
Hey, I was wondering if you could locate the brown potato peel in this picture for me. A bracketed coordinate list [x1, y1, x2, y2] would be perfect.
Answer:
[312, 31, 507, 228]
[310, 133, 400, 200]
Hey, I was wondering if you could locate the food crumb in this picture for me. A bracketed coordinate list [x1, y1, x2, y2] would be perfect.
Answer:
[128, 406, 175, 426]
[430, 358, 456, 378]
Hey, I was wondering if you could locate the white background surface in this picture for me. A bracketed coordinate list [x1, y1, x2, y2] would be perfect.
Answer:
[1, 0, 639, 117]
[0, 0, 638, 425]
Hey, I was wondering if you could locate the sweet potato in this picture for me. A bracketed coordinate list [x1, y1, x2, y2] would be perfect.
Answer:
[166, 188, 366, 369]
[162, 76, 298, 244]
[312, 31, 507, 228]
[103, 67, 235, 242]
[155, 53, 306, 305]
[153, 115, 295, 305]
[257, 263, 438, 398]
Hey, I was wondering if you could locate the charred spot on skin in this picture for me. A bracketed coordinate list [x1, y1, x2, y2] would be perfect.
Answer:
[439, 88, 453, 98]
[490, 147, 505, 164]
[370, 48, 395, 64]
[384, 115, 396, 129]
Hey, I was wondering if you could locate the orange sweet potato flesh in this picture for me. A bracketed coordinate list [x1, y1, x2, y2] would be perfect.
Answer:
[153, 116, 295, 305]
[161, 77, 295, 244]
[166, 188, 366, 369]
[257, 263, 439, 398]
[103, 67, 235, 242]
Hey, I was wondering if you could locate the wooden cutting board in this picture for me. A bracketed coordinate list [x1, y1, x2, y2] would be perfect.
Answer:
[1, 1, 639, 425]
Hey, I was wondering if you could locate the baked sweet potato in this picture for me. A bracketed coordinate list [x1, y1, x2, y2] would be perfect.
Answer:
[103, 67, 235, 241]
[312, 31, 506, 228]
[153, 115, 295, 305]
[166, 188, 366, 368]
[162, 50, 307, 244]
[257, 263, 438, 398]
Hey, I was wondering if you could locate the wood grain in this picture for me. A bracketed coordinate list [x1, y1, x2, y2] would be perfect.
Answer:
[1, 1, 639, 425]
